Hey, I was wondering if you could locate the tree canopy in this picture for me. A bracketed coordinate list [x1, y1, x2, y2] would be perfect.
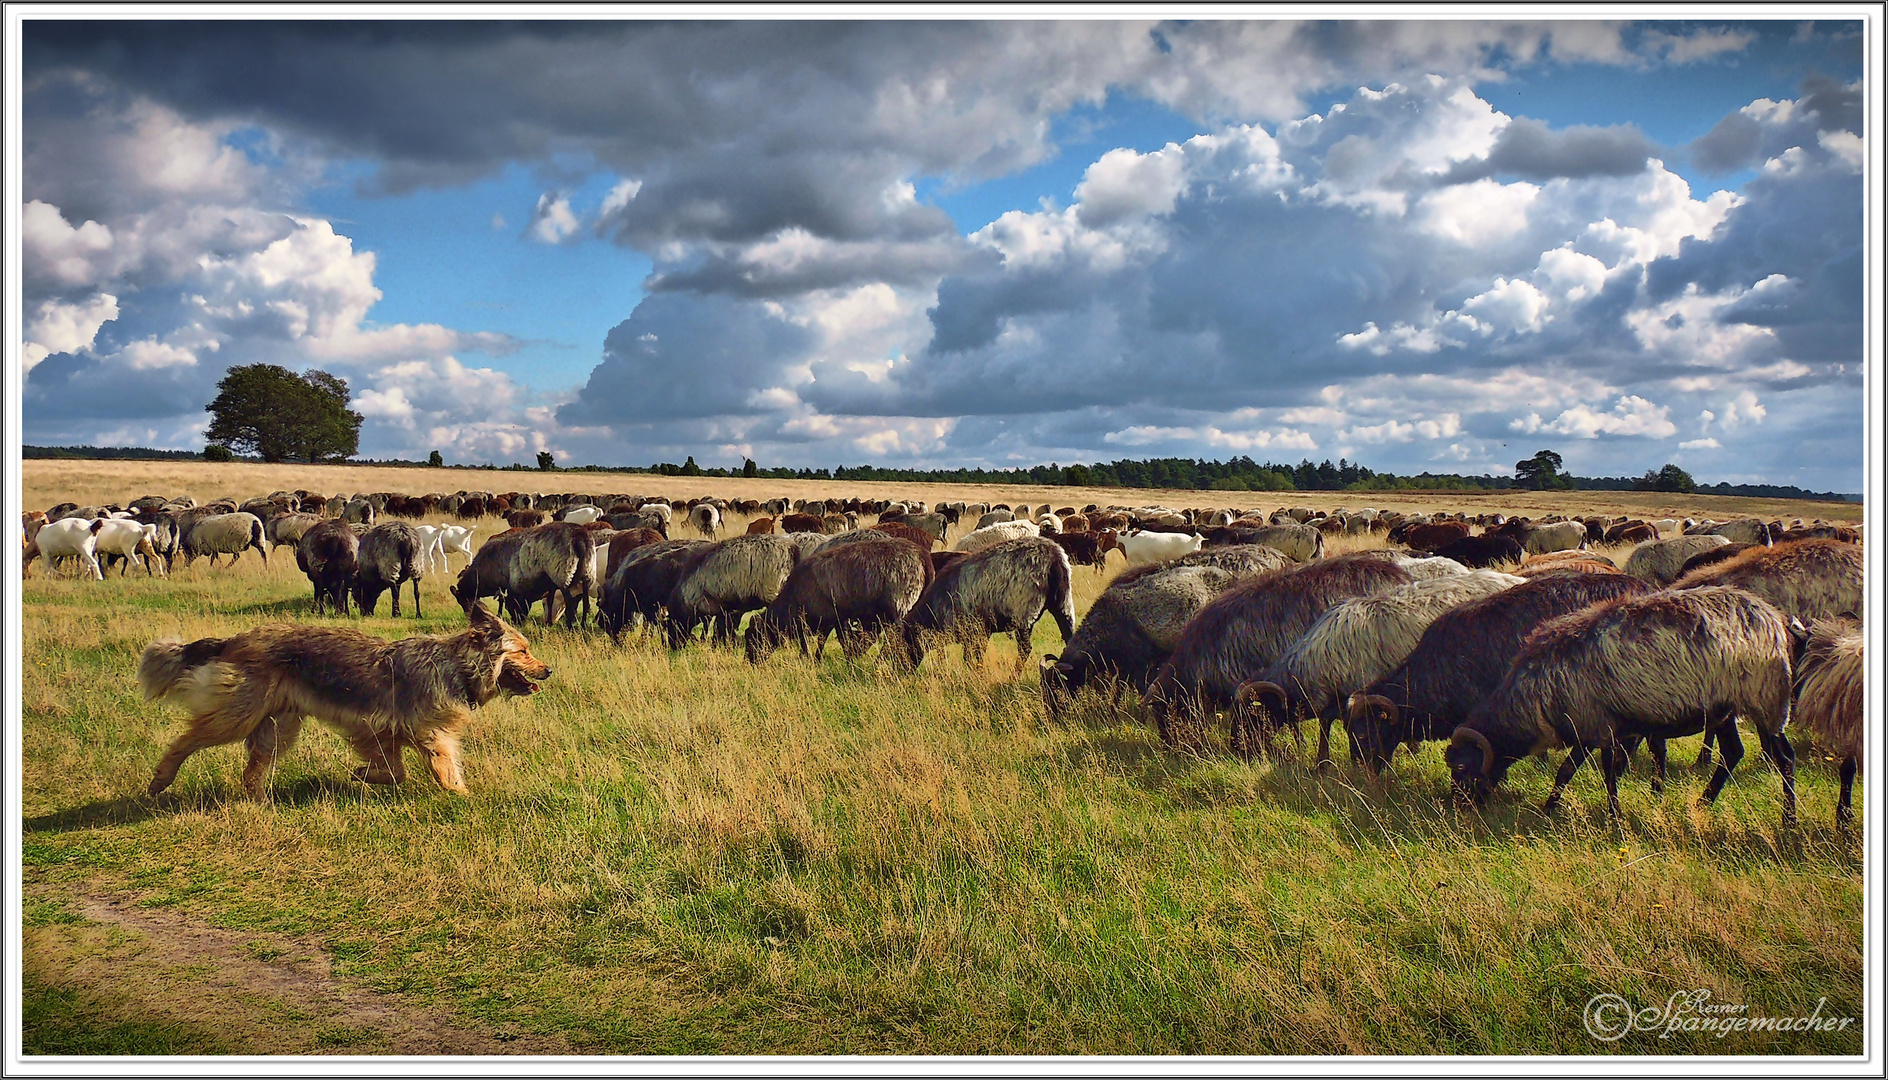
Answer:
[204, 364, 362, 463]
[1636, 463, 1697, 492]
[1514, 449, 1572, 490]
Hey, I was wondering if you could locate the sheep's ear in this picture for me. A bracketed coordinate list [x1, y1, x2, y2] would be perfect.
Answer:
[1787, 616, 1811, 646]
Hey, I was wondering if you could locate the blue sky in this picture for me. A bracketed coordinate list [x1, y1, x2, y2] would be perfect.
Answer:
[19, 18, 1871, 489]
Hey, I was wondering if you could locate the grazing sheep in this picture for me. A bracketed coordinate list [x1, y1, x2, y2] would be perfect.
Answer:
[746, 516, 777, 534]
[1201, 523, 1323, 562]
[977, 509, 1016, 528]
[1519, 520, 1587, 555]
[638, 502, 675, 525]
[558, 504, 603, 524]
[354, 522, 424, 617]
[1673, 537, 1863, 622]
[1116, 529, 1203, 567]
[93, 518, 165, 577]
[1143, 554, 1415, 753]
[604, 527, 669, 579]
[745, 537, 931, 664]
[821, 512, 851, 534]
[1512, 559, 1622, 579]
[1394, 521, 1471, 551]
[870, 522, 939, 551]
[604, 510, 668, 535]
[1040, 565, 1245, 717]
[1238, 571, 1524, 765]
[666, 533, 807, 648]
[894, 537, 1075, 672]
[450, 532, 529, 613]
[265, 512, 324, 552]
[1044, 529, 1117, 570]
[183, 512, 269, 568]
[1622, 534, 1731, 586]
[1445, 587, 1798, 826]
[506, 523, 597, 628]
[954, 519, 1042, 554]
[598, 539, 714, 642]
[1603, 521, 1657, 545]
[297, 520, 361, 615]
[508, 509, 549, 529]
[30, 518, 106, 579]
[1792, 619, 1864, 828]
[1423, 534, 1523, 569]
[341, 498, 377, 526]
[1692, 517, 1773, 545]
[781, 512, 826, 534]
[689, 503, 723, 538]
[1346, 572, 1654, 772]
[878, 511, 948, 543]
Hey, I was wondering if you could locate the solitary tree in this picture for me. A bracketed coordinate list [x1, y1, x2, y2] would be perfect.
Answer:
[536, 450, 556, 471]
[428, 450, 444, 467]
[1514, 449, 1570, 491]
[204, 364, 362, 463]
[742, 457, 759, 478]
[1636, 463, 1696, 493]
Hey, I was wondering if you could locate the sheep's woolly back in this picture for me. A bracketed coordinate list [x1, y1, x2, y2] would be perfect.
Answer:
[1794, 619, 1864, 760]
[1623, 534, 1730, 585]
[1672, 538, 1863, 622]
[954, 519, 1041, 553]
[675, 533, 800, 611]
[1269, 570, 1523, 714]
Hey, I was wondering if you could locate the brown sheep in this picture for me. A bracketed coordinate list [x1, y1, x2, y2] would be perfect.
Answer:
[746, 516, 777, 535]
[1672, 538, 1862, 622]
[1792, 619, 1864, 828]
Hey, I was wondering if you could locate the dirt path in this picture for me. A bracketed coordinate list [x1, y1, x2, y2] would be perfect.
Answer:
[25, 886, 574, 1056]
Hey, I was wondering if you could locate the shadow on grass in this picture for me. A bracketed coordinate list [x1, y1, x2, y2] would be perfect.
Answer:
[1041, 720, 1841, 864]
[25, 777, 382, 833]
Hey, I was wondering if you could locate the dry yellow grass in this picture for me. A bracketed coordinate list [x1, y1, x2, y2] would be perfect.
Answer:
[17, 459, 1865, 1055]
[22, 458, 1861, 526]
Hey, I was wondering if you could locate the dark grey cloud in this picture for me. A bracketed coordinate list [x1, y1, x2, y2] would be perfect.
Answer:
[556, 292, 816, 426]
[1688, 73, 1861, 173]
[1441, 117, 1659, 184]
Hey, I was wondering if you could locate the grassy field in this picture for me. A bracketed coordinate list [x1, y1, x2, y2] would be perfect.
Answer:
[15, 463, 1866, 1056]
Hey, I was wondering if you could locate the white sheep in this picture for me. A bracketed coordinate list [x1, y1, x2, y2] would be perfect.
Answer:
[94, 518, 165, 577]
[1116, 529, 1203, 566]
[31, 518, 105, 579]
[954, 519, 1041, 554]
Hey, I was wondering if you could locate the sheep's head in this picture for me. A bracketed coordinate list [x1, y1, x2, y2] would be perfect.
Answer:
[1445, 726, 1499, 805]
[1345, 693, 1402, 774]
[744, 611, 787, 665]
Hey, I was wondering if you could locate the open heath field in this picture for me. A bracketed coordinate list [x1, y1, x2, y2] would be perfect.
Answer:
[15, 462, 1865, 1056]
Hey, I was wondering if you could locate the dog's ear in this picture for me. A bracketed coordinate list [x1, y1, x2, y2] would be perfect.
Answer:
[467, 601, 505, 637]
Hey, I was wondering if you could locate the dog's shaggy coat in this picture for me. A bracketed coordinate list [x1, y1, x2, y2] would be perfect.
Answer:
[140, 603, 550, 799]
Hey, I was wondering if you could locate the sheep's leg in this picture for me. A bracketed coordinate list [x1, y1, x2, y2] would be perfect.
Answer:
[1013, 624, 1034, 676]
[1540, 743, 1591, 815]
[240, 715, 305, 801]
[411, 577, 422, 619]
[1751, 726, 1797, 829]
[1698, 722, 1745, 807]
[1695, 727, 1715, 771]
[1599, 740, 1628, 821]
[389, 580, 402, 618]
[1647, 738, 1669, 795]
[1837, 757, 1857, 831]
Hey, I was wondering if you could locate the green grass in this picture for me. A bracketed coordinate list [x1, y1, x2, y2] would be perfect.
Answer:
[19, 530, 1865, 1056]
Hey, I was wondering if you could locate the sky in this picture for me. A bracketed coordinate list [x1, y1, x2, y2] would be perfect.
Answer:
[14, 16, 1873, 490]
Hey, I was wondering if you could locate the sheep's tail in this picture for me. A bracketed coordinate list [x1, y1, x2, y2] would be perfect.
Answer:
[1046, 546, 1076, 642]
[138, 636, 230, 701]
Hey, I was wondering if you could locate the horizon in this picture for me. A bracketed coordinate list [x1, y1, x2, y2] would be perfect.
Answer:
[17, 15, 1871, 492]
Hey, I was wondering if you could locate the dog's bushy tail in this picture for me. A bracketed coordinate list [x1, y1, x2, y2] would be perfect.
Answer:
[138, 636, 230, 700]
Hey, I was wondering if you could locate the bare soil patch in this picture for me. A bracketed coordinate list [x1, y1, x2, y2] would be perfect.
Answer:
[24, 885, 573, 1056]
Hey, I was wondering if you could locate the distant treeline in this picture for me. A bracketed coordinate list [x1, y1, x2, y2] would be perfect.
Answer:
[22, 446, 1860, 502]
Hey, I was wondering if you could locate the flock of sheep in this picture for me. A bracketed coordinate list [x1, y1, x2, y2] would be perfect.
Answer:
[21, 485, 1867, 830]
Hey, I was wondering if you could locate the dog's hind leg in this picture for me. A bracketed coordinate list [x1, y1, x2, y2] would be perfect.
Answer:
[347, 731, 408, 786]
[240, 715, 305, 800]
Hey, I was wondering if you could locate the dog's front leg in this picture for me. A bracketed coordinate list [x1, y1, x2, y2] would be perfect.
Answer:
[414, 727, 468, 793]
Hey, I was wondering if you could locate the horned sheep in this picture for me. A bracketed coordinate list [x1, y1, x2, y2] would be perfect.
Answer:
[894, 537, 1075, 672]
[745, 536, 931, 664]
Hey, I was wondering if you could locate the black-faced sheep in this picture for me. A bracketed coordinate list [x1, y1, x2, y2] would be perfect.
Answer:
[893, 537, 1074, 673]
[598, 539, 713, 642]
[1672, 537, 1862, 622]
[1142, 554, 1415, 753]
[1792, 619, 1864, 828]
[1345, 572, 1655, 773]
[1445, 586, 1798, 826]
[1237, 570, 1524, 765]
[1200, 523, 1323, 562]
[450, 532, 528, 613]
[1423, 534, 1523, 569]
[745, 537, 931, 664]
[297, 519, 360, 615]
[353, 522, 424, 617]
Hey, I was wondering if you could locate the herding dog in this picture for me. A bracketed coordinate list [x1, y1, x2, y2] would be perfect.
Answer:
[138, 603, 551, 800]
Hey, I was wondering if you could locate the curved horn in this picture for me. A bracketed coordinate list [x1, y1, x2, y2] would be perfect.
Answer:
[1449, 725, 1495, 778]
[1236, 679, 1290, 716]
[1347, 692, 1397, 726]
